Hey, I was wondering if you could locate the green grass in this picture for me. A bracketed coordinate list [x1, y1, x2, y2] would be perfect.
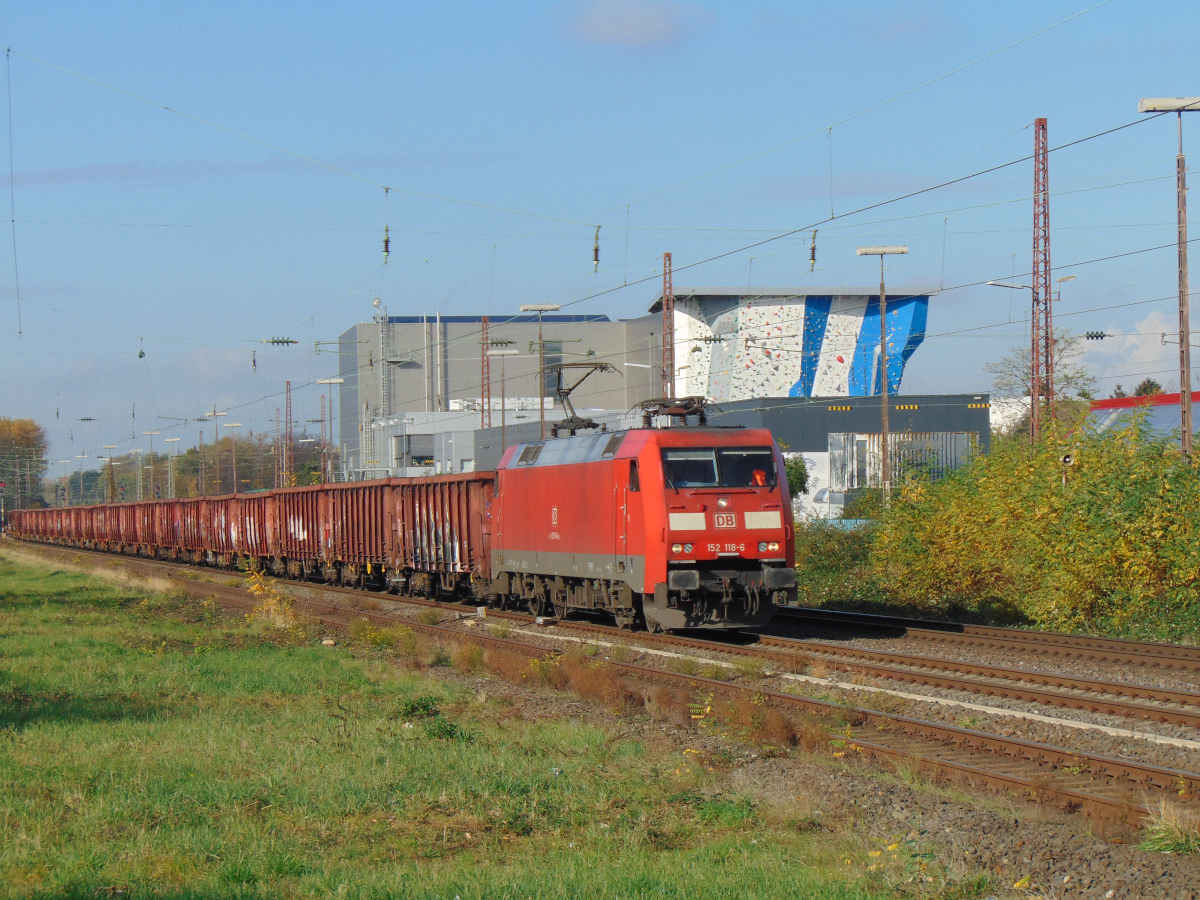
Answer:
[0, 550, 898, 899]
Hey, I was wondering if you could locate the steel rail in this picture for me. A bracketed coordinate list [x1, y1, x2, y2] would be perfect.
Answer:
[776, 606, 1200, 670]
[757, 635, 1200, 714]
[10, 539, 1200, 823]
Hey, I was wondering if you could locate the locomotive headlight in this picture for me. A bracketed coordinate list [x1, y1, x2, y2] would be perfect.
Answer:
[758, 542, 767, 552]
[671, 543, 683, 553]
[683, 543, 693, 554]
[768, 541, 780, 552]
[717, 497, 729, 508]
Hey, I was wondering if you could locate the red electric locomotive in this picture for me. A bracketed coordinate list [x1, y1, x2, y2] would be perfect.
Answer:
[489, 414, 795, 631]
[7, 402, 794, 631]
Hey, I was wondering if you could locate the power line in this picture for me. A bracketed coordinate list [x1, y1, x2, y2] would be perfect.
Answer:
[614, 0, 1118, 210]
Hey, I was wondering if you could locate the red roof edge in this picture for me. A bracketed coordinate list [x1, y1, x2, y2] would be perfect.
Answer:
[1089, 390, 1200, 411]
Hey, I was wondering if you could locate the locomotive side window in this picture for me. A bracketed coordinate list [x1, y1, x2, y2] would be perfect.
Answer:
[628, 460, 640, 492]
[661, 449, 719, 487]
[717, 448, 777, 488]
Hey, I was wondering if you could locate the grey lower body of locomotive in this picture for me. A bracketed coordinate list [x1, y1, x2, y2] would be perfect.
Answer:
[488, 549, 792, 631]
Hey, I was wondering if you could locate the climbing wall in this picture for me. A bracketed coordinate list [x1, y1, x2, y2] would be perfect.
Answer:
[669, 291, 927, 401]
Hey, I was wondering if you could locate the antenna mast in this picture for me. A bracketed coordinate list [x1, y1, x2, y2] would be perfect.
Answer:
[481, 315, 492, 429]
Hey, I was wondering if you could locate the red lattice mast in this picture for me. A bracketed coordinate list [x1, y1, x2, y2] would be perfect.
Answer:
[662, 252, 674, 399]
[481, 315, 492, 429]
[284, 380, 294, 485]
[1031, 117, 1052, 441]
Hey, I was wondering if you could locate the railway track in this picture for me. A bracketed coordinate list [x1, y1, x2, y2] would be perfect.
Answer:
[10, 538, 1200, 825]
[775, 606, 1200, 671]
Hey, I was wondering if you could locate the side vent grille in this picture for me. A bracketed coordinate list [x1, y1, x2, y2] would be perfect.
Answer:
[517, 443, 544, 465]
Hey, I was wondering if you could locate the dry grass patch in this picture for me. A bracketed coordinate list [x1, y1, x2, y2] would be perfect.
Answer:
[561, 658, 634, 710]
[643, 686, 693, 726]
[716, 697, 797, 749]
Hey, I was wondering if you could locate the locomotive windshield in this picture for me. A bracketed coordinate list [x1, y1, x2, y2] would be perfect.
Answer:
[661, 447, 776, 488]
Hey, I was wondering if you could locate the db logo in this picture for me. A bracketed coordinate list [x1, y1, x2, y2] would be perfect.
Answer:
[713, 512, 737, 529]
[551, 506, 558, 526]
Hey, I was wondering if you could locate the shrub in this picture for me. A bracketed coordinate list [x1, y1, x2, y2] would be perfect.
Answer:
[347, 620, 417, 657]
[416, 608, 443, 626]
[873, 420, 1200, 636]
[527, 656, 566, 689]
[488, 621, 512, 639]
[792, 519, 883, 608]
[396, 695, 440, 719]
[452, 643, 485, 673]
[423, 716, 472, 742]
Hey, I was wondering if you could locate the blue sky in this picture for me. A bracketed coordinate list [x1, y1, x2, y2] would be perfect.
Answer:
[2, 0, 1199, 465]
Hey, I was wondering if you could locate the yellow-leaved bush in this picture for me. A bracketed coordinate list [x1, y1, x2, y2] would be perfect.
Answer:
[871, 419, 1200, 637]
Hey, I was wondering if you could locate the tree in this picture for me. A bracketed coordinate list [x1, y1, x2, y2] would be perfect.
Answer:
[983, 330, 1096, 399]
[0, 418, 49, 509]
[784, 455, 808, 497]
[1134, 378, 1163, 397]
[1111, 385, 1128, 399]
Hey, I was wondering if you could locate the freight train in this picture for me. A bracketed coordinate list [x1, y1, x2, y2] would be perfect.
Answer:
[6, 416, 796, 631]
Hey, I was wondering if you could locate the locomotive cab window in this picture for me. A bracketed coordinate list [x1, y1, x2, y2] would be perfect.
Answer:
[628, 459, 640, 492]
[661, 447, 777, 488]
[661, 449, 718, 487]
[717, 448, 777, 488]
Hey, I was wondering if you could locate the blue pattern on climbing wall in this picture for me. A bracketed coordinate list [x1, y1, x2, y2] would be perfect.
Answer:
[848, 295, 928, 395]
[792, 296, 831, 397]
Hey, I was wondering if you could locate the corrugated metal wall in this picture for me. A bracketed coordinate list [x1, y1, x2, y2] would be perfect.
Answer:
[829, 432, 977, 490]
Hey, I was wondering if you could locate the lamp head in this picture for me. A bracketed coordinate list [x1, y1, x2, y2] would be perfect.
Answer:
[856, 246, 908, 256]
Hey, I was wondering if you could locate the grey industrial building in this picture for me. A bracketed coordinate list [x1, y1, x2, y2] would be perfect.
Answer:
[336, 291, 983, 495]
[338, 311, 663, 476]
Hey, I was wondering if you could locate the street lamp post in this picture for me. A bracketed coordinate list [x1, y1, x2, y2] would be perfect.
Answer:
[132, 449, 145, 500]
[520, 304, 561, 440]
[164, 438, 180, 497]
[74, 455, 87, 505]
[102, 446, 118, 502]
[988, 280, 1038, 440]
[856, 246, 908, 498]
[316, 378, 344, 483]
[224, 424, 242, 493]
[142, 431, 159, 498]
[1139, 97, 1200, 456]
[57, 460, 70, 506]
[488, 347, 519, 452]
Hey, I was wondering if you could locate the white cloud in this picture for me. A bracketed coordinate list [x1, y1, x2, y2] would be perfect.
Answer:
[567, 0, 711, 49]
